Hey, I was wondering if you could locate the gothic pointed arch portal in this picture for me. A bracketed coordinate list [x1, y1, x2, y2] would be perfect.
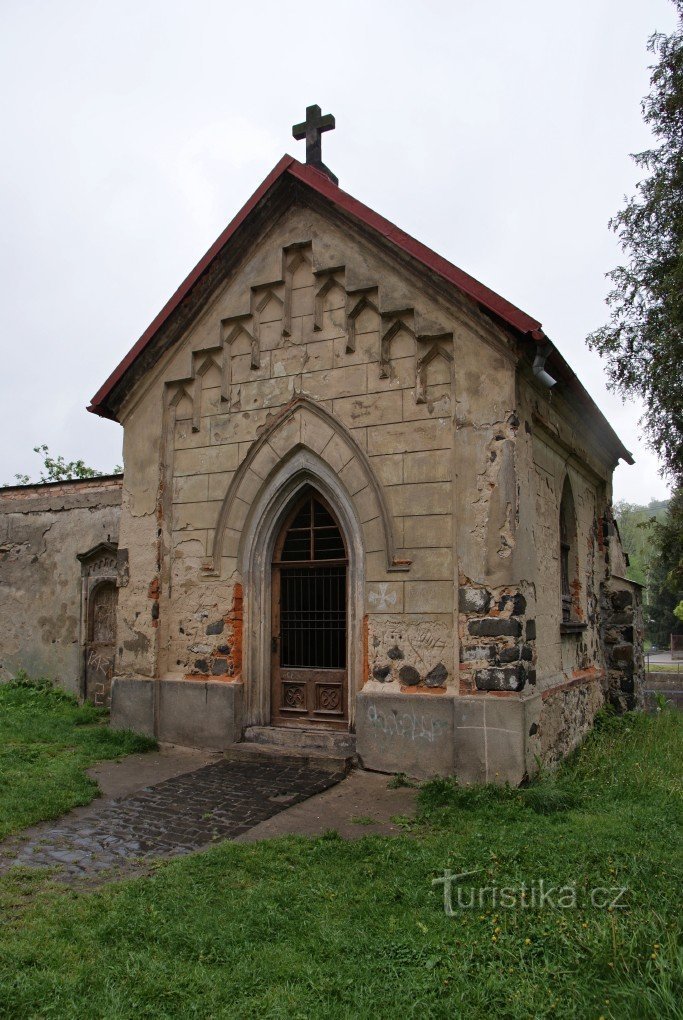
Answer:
[237, 446, 365, 729]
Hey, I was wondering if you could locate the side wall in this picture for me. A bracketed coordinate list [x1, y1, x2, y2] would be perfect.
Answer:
[0, 478, 122, 694]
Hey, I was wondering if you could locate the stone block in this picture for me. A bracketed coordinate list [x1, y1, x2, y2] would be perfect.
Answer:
[610, 589, 633, 611]
[404, 581, 453, 613]
[173, 475, 209, 504]
[403, 448, 452, 483]
[300, 410, 335, 455]
[612, 643, 634, 665]
[370, 453, 403, 486]
[338, 457, 368, 496]
[498, 593, 526, 615]
[459, 586, 491, 614]
[333, 390, 402, 428]
[460, 644, 495, 663]
[300, 364, 368, 402]
[404, 514, 452, 548]
[474, 665, 525, 691]
[207, 471, 235, 501]
[110, 677, 155, 736]
[172, 500, 223, 531]
[469, 618, 522, 638]
[387, 482, 451, 517]
[174, 445, 239, 476]
[367, 419, 451, 456]
[365, 581, 404, 613]
[157, 679, 243, 749]
[356, 689, 455, 777]
[407, 548, 453, 580]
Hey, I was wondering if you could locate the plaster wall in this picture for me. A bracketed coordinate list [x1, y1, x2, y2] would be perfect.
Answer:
[0, 478, 121, 693]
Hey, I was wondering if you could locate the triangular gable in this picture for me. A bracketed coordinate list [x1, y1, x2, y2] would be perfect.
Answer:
[87, 154, 545, 421]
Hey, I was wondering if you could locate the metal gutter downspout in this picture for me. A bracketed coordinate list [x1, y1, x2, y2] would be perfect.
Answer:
[532, 340, 557, 389]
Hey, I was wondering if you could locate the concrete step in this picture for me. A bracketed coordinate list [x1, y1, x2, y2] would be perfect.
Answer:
[244, 725, 356, 755]
[226, 726, 357, 774]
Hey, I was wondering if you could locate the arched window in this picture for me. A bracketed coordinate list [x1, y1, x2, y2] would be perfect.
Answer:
[559, 477, 578, 624]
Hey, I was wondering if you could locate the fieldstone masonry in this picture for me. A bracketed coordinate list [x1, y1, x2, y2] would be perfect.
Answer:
[0, 154, 644, 783]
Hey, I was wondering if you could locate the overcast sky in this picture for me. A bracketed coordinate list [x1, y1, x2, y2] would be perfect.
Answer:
[0, 0, 676, 503]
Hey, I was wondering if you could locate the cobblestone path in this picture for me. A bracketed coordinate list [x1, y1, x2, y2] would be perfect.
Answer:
[0, 759, 344, 883]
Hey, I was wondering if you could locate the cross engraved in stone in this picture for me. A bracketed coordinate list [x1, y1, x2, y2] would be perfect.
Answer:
[292, 104, 338, 184]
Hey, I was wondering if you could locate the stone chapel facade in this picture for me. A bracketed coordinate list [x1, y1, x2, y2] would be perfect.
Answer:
[1, 147, 643, 782]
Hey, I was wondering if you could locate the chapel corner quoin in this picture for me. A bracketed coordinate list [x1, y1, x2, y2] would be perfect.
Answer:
[0, 147, 643, 783]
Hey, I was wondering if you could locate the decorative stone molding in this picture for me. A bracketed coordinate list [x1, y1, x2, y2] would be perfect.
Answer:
[236, 444, 366, 727]
[163, 240, 456, 421]
[209, 395, 410, 576]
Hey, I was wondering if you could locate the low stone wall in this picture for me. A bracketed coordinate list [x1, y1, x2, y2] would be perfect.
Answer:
[110, 676, 244, 749]
[0, 477, 122, 693]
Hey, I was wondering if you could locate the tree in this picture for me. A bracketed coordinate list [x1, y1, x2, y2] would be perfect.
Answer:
[648, 487, 683, 645]
[588, 4, 683, 482]
[613, 497, 668, 586]
[8, 445, 122, 486]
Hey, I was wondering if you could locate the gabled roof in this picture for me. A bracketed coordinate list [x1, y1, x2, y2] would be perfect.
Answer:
[86, 154, 633, 467]
[87, 154, 546, 421]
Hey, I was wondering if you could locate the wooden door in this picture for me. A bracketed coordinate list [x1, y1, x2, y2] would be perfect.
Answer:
[85, 580, 117, 706]
[271, 491, 348, 728]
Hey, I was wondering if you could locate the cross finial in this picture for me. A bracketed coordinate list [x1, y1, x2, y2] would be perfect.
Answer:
[292, 104, 337, 184]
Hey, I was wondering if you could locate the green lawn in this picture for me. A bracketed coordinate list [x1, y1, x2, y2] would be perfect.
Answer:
[0, 678, 156, 839]
[0, 691, 681, 1018]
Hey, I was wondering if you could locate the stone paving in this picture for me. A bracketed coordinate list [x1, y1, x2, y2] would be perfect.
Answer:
[0, 759, 345, 884]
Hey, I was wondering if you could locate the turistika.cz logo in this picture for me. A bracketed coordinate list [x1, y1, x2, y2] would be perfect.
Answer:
[432, 869, 628, 914]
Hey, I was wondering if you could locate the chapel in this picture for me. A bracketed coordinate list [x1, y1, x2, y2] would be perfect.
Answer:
[0, 107, 643, 781]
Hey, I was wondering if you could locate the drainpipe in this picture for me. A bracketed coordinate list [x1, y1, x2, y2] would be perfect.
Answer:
[532, 340, 557, 389]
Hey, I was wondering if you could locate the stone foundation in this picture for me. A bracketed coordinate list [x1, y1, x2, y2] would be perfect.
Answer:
[111, 677, 244, 750]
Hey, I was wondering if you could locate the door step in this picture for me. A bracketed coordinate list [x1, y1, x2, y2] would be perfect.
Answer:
[225, 726, 356, 774]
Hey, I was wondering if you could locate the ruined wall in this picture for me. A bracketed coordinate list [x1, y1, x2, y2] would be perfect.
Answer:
[0, 477, 122, 694]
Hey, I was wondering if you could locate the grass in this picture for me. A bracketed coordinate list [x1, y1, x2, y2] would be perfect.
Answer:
[0, 700, 681, 1018]
[645, 663, 683, 674]
[0, 677, 157, 839]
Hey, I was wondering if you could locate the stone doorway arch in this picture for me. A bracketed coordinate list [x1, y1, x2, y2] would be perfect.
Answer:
[237, 447, 365, 730]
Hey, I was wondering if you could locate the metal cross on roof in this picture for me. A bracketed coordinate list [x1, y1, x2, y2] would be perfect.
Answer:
[292, 104, 337, 185]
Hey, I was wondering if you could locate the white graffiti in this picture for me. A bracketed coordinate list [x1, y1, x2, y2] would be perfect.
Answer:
[366, 703, 447, 743]
[368, 583, 398, 611]
[86, 649, 114, 677]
